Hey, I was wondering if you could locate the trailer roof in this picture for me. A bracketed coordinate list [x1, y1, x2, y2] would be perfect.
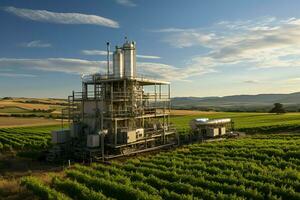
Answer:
[192, 118, 231, 125]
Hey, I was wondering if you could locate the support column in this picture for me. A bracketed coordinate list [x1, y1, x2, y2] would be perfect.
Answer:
[124, 80, 127, 127]
[82, 83, 87, 99]
[110, 82, 113, 117]
[100, 103, 104, 162]
[114, 119, 118, 146]
[168, 84, 171, 126]
[159, 84, 161, 99]
[154, 84, 157, 116]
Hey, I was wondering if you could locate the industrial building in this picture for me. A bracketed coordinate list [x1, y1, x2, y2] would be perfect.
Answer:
[47, 40, 177, 161]
[190, 118, 232, 137]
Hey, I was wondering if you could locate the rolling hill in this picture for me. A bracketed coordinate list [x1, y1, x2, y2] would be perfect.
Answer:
[172, 92, 300, 111]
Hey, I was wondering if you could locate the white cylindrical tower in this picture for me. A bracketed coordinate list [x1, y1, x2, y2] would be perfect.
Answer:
[123, 41, 136, 78]
[113, 47, 124, 78]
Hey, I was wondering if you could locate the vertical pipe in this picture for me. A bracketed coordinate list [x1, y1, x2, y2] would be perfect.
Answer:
[83, 83, 87, 99]
[154, 84, 157, 113]
[163, 84, 166, 144]
[159, 84, 161, 99]
[111, 82, 113, 117]
[101, 111, 104, 162]
[124, 80, 127, 117]
[107, 42, 110, 76]
[68, 96, 70, 125]
[114, 120, 117, 146]
[100, 83, 105, 162]
[94, 79, 96, 100]
[168, 84, 171, 126]
[168, 85, 170, 102]
[61, 106, 63, 130]
[94, 76, 98, 131]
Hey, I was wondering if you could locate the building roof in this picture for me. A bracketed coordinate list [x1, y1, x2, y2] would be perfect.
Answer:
[82, 74, 170, 85]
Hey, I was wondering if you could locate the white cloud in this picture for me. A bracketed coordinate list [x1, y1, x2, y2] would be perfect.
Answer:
[0, 72, 36, 77]
[163, 32, 215, 48]
[151, 28, 191, 33]
[0, 57, 212, 81]
[21, 40, 51, 48]
[81, 49, 161, 59]
[4, 6, 119, 28]
[136, 55, 160, 59]
[138, 62, 215, 80]
[116, 0, 136, 7]
[81, 50, 111, 56]
[0, 58, 105, 74]
[284, 77, 300, 84]
[155, 17, 300, 70]
[137, 62, 179, 79]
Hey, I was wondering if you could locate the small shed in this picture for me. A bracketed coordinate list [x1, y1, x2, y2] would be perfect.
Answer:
[190, 118, 233, 138]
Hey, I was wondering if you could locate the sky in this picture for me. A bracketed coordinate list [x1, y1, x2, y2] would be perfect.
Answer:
[2, 0, 300, 98]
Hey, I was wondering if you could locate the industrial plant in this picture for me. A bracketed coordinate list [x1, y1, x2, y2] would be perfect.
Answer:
[47, 40, 177, 161]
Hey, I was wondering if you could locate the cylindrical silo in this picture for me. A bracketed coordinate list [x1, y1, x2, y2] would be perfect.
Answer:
[113, 47, 124, 78]
[123, 41, 136, 78]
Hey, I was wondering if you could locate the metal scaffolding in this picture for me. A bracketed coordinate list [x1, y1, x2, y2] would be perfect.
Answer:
[49, 40, 177, 161]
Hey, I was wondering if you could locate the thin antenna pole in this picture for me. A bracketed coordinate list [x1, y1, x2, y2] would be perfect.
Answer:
[106, 42, 110, 76]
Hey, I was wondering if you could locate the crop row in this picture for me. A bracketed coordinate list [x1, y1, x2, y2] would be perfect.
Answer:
[0, 125, 61, 151]
[21, 133, 300, 199]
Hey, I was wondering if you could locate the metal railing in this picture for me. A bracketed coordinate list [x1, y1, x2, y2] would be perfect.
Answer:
[82, 73, 169, 84]
[71, 91, 170, 101]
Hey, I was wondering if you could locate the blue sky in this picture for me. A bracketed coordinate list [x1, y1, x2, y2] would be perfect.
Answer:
[1, 0, 300, 98]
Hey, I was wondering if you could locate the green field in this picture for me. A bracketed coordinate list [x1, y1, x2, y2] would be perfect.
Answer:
[1, 112, 300, 151]
[21, 133, 300, 200]
[0, 125, 63, 151]
[0, 106, 29, 113]
[172, 112, 300, 133]
[0, 111, 300, 199]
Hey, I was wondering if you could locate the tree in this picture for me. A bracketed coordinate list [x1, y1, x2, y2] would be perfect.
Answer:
[269, 103, 286, 114]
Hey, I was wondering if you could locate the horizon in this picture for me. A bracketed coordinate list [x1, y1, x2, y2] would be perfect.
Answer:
[2, 0, 300, 97]
[3, 90, 300, 99]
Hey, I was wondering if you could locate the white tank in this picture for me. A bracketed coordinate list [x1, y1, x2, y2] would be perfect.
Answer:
[113, 47, 124, 78]
[123, 41, 136, 78]
[190, 118, 231, 130]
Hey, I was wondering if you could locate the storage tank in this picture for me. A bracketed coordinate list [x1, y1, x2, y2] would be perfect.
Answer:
[113, 47, 124, 78]
[123, 41, 136, 78]
[87, 134, 100, 148]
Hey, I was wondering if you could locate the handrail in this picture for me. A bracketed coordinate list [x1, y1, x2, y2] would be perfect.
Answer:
[71, 91, 170, 101]
[82, 73, 169, 83]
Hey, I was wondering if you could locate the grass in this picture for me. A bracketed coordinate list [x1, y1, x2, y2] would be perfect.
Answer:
[0, 110, 299, 199]
[0, 107, 29, 113]
[0, 98, 68, 116]
[0, 101, 50, 110]
[0, 178, 36, 200]
[0, 117, 61, 128]
[1, 111, 300, 151]
[171, 111, 300, 131]
[0, 125, 66, 151]
[21, 133, 300, 200]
